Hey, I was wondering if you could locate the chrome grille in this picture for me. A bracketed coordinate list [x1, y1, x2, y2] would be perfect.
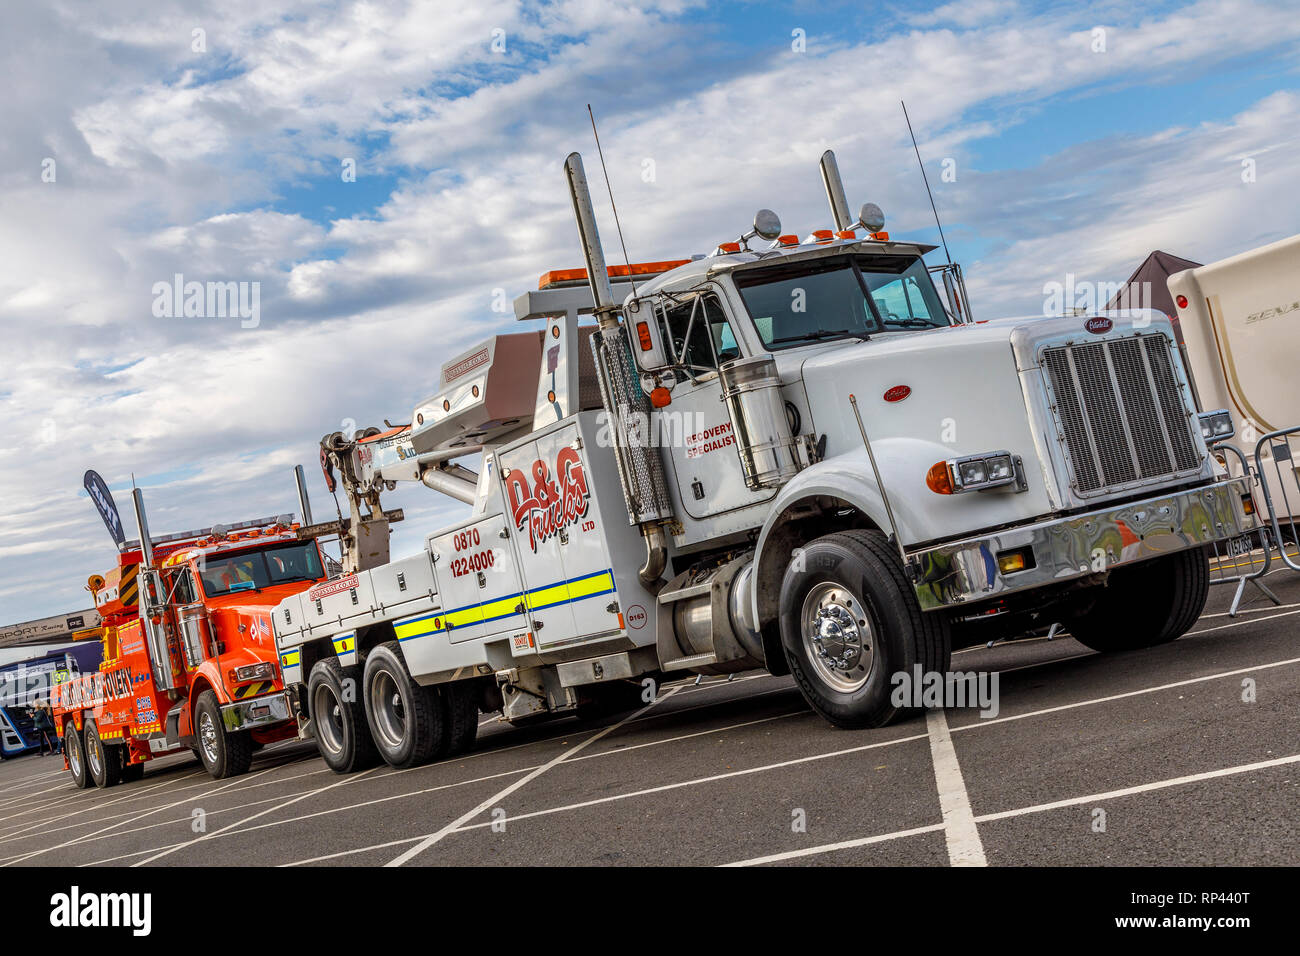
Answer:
[1042, 335, 1200, 495]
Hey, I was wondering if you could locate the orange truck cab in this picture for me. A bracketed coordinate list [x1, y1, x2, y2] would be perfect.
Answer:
[53, 514, 328, 788]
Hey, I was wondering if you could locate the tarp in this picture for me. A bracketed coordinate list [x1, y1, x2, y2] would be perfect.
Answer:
[1106, 250, 1202, 341]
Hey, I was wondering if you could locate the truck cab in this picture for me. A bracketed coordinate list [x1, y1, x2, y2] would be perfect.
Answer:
[55, 510, 326, 788]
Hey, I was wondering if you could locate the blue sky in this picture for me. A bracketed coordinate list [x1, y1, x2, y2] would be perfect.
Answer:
[2, 0, 1299, 627]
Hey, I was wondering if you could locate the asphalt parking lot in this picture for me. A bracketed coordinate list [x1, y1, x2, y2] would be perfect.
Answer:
[3, 563, 1297, 868]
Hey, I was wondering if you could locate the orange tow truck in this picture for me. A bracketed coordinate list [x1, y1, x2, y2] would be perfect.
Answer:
[53, 488, 329, 787]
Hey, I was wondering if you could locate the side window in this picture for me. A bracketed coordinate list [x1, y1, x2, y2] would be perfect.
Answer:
[659, 294, 738, 373]
[870, 275, 937, 324]
[170, 569, 198, 605]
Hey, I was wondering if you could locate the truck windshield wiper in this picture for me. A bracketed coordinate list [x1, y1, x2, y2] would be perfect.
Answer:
[768, 328, 870, 345]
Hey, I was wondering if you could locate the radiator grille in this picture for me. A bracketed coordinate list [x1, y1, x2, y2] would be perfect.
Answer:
[1042, 335, 1200, 495]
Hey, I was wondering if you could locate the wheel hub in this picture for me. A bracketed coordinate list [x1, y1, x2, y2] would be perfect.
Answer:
[801, 583, 875, 693]
[199, 711, 220, 765]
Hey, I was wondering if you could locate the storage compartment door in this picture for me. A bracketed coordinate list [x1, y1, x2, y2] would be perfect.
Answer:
[533, 426, 620, 644]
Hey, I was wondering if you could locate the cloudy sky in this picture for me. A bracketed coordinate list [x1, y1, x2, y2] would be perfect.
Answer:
[2, 0, 1298, 626]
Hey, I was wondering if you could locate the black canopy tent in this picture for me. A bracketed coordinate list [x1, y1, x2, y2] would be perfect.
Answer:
[1105, 249, 1202, 341]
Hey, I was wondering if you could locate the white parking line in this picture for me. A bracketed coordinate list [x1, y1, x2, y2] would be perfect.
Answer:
[1199, 600, 1300, 619]
[974, 753, 1300, 822]
[449, 732, 931, 835]
[722, 823, 947, 866]
[722, 753, 1300, 866]
[438, 652, 1300, 839]
[925, 709, 986, 866]
[130, 764, 386, 866]
[384, 685, 682, 866]
[3, 764, 285, 866]
[949, 655, 1300, 733]
[0, 770, 207, 845]
[72, 700, 805, 866]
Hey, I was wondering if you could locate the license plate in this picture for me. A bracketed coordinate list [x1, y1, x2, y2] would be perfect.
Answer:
[1224, 533, 1253, 557]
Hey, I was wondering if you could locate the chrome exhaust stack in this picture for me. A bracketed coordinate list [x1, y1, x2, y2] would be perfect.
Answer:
[819, 149, 854, 232]
[294, 464, 314, 526]
[564, 151, 673, 590]
[565, 153, 619, 328]
[132, 488, 181, 693]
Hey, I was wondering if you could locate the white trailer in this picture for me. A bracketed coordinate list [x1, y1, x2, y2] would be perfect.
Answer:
[273, 150, 1252, 773]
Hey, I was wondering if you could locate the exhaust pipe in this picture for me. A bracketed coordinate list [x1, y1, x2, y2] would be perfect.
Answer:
[564, 151, 671, 590]
[132, 487, 155, 568]
[294, 464, 314, 525]
[132, 488, 180, 692]
[819, 150, 853, 232]
[564, 152, 619, 327]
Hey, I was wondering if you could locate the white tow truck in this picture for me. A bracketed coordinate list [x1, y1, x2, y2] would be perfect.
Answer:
[272, 150, 1252, 772]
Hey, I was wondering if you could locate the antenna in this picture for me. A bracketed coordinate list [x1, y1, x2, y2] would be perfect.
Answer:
[901, 100, 952, 268]
[587, 104, 638, 297]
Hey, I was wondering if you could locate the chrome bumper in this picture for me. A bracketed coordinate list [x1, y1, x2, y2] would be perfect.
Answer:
[910, 478, 1250, 611]
[221, 691, 292, 732]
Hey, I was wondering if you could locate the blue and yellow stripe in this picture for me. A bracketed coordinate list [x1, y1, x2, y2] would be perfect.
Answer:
[332, 631, 357, 666]
[394, 568, 616, 643]
[279, 647, 302, 685]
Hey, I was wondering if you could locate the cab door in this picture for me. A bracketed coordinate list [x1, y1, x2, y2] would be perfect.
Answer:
[658, 291, 777, 519]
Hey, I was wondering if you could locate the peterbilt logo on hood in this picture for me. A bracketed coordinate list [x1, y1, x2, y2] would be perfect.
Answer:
[1085, 316, 1114, 334]
[883, 385, 911, 403]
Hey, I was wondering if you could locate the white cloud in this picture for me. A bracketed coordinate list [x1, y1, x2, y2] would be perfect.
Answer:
[2, 0, 1299, 623]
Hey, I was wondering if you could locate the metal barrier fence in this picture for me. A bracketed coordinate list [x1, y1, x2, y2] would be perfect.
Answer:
[1254, 426, 1300, 573]
[1206, 441, 1281, 617]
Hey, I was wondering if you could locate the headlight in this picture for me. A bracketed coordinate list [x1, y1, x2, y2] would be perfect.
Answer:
[929, 451, 1023, 494]
[233, 662, 276, 683]
[1198, 409, 1235, 442]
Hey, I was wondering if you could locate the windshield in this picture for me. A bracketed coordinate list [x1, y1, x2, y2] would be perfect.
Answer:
[736, 254, 949, 349]
[198, 542, 324, 597]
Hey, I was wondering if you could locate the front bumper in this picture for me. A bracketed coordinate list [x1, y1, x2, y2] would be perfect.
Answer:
[909, 478, 1250, 611]
[221, 691, 293, 732]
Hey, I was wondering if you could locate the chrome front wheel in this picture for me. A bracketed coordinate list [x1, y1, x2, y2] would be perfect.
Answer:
[800, 582, 875, 694]
[198, 709, 220, 767]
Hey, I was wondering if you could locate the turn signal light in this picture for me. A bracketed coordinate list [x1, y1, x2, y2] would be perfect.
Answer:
[926, 462, 954, 494]
[996, 550, 1031, 574]
[635, 321, 653, 351]
[650, 386, 672, 408]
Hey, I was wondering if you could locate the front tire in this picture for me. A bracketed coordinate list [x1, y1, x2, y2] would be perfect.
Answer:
[64, 720, 90, 789]
[308, 657, 379, 773]
[779, 530, 951, 729]
[1067, 548, 1210, 652]
[363, 642, 445, 768]
[84, 719, 121, 788]
[195, 690, 253, 779]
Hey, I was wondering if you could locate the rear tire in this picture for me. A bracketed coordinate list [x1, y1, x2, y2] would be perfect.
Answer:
[779, 530, 951, 729]
[575, 680, 645, 721]
[441, 681, 480, 757]
[308, 657, 379, 774]
[195, 690, 253, 779]
[1067, 549, 1210, 652]
[84, 719, 121, 789]
[363, 642, 444, 768]
[63, 720, 90, 789]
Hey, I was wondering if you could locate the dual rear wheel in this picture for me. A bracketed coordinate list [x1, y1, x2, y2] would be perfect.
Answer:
[308, 642, 479, 774]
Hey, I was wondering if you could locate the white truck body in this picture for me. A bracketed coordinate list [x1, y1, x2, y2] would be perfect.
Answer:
[272, 150, 1253, 763]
